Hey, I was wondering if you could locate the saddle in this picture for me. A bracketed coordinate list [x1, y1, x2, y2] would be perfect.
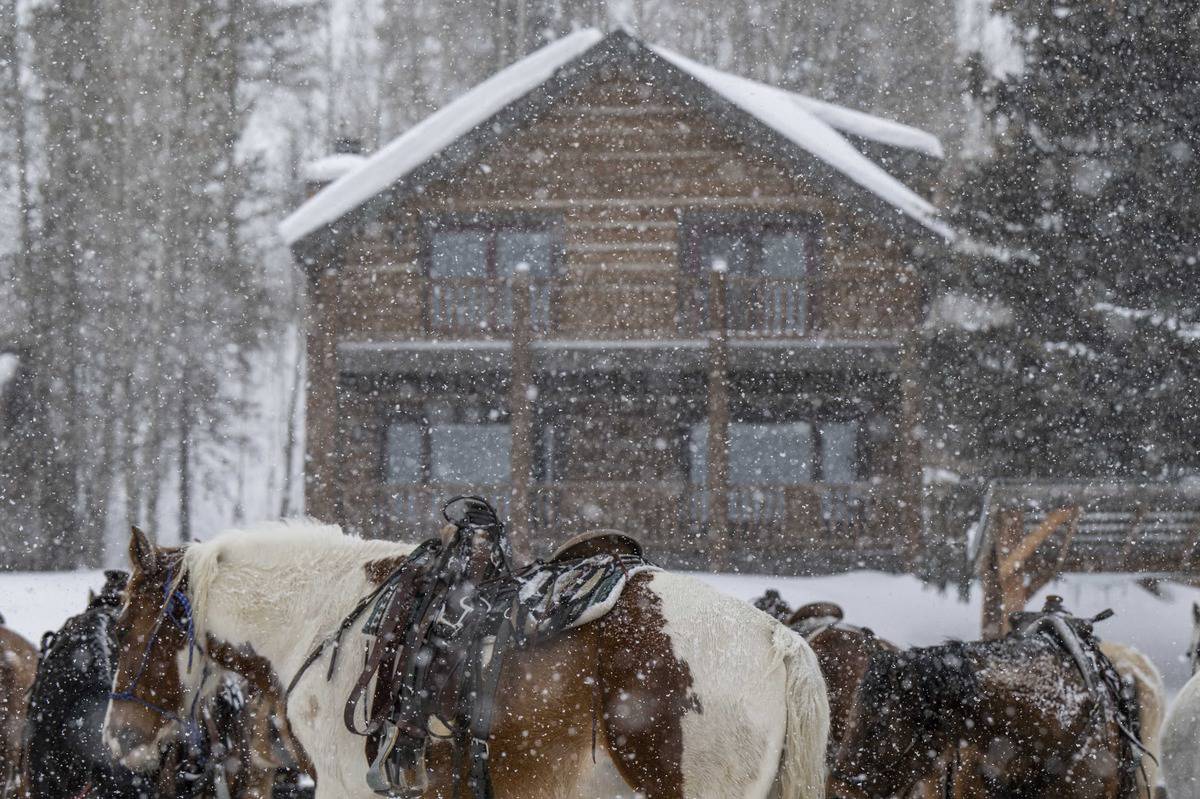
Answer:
[786, 601, 845, 637]
[1007, 596, 1146, 797]
[342, 498, 653, 799]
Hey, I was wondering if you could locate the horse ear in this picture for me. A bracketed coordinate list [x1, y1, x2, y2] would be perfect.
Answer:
[129, 526, 157, 574]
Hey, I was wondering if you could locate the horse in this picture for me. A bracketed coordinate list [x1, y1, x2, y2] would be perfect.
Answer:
[831, 636, 1134, 799]
[103, 522, 830, 799]
[0, 610, 37, 796]
[1097, 641, 1164, 798]
[784, 602, 897, 748]
[25, 572, 149, 799]
[782, 603, 953, 799]
[1160, 602, 1200, 799]
[154, 675, 314, 799]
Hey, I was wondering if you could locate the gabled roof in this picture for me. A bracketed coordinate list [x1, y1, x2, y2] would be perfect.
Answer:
[280, 29, 948, 248]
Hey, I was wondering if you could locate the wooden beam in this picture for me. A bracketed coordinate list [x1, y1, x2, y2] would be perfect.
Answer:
[998, 506, 1078, 581]
[706, 264, 730, 570]
[509, 266, 534, 560]
[304, 266, 343, 525]
[981, 507, 1023, 639]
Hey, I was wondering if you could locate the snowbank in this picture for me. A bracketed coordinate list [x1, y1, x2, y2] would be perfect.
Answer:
[4, 568, 1193, 693]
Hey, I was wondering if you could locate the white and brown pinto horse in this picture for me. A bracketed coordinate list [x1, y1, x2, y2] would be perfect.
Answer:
[103, 523, 829, 799]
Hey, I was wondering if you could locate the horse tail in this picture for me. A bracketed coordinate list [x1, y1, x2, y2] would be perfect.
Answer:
[774, 624, 830, 799]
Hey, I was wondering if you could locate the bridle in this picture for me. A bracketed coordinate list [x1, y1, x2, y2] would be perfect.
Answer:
[109, 562, 210, 751]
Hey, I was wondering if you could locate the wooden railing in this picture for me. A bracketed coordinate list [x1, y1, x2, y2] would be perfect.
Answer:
[426, 275, 820, 339]
[346, 479, 912, 574]
[724, 276, 808, 337]
[427, 278, 551, 336]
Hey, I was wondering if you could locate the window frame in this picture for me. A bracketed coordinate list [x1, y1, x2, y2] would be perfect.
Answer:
[379, 403, 512, 486]
[685, 414, 864, 487]
[421, 213, 565, 334]
[678, 211, 823, 335]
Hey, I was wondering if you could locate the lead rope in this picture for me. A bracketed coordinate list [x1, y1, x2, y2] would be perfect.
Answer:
[591, 632, 601, 764]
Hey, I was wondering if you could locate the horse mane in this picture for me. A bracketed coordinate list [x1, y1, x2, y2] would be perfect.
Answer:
[182, 519, 415, 639]
[857, 640, 981, 740]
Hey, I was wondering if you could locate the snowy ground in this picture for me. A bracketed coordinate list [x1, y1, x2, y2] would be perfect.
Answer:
[3, 568, 1198, 694]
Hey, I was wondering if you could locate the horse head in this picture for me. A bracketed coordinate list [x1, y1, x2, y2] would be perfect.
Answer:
[832, 644, 977, 799]
[103, 526, 201, 772]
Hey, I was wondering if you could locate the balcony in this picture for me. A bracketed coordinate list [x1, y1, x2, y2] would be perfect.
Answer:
[415, 269, 906, 340]
[344, 480, 912, 574]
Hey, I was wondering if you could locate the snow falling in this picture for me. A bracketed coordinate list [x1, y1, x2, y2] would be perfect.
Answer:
[2, 1, 1200, 798]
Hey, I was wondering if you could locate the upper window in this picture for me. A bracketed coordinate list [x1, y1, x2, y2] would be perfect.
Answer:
[427, 219, 558, 334]
[683, 215, 818, 336]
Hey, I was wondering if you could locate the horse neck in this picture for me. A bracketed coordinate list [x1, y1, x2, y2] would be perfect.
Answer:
[189, 533, 412, 683]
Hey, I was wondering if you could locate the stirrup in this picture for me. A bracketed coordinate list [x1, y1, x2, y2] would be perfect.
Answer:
[366, 720, 428, 798]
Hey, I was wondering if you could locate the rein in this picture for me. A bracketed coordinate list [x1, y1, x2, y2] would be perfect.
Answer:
[109, 563, 209, 752]
[282, 570, 401, 711]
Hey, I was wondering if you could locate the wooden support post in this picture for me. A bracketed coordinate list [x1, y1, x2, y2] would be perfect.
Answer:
[980, 507, 1023, 639]
[897, 333, 924, 569]
[304, 266, 342, 525]
[509, 264, 534, 560]
[706, 263, 731, 570]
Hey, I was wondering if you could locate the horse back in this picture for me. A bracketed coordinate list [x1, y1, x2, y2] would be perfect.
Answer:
[471, 570, 815, 799]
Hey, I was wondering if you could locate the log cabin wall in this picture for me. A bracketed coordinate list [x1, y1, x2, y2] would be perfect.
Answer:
[303, 61, 931, 574]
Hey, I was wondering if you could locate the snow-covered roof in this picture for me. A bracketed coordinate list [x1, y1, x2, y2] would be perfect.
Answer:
[280, 29, 947, 246]
[303, 153, 368, 184]
[648, 44, 947, 236]
[786, 93, 943, 159]
[280, 29, 603, 245]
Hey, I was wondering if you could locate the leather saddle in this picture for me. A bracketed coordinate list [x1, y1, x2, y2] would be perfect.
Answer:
[347, 501, 647, 799]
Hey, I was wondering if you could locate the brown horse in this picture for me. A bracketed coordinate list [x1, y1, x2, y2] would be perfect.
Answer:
[103, 523, 828, 799]
[831, 636, 1132, 799]
[0, 612, 37, 795]
[154, 675, 313, 799]
[786, 602, 897, 747]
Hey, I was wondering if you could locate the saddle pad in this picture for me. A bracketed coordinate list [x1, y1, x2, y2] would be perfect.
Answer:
[514, 553, 656, 639]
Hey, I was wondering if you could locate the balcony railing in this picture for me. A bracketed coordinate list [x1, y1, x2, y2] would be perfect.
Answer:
[428, 278, 552, 336]
[345, 480, 911, 573]
[725, 276, 808, 337]
[426, 275, 818, 339]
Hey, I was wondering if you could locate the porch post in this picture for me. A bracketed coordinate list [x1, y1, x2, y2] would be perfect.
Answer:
[509, 264, 534, 559]
[304, 265, 342, 525]
[706, 262, 731, 570]
[898, 333, 924, 569]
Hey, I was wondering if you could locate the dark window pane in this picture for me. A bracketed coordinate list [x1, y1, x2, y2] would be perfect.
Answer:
[431, 231, 487, 278]
[820, 421, 860, 483]
[430, 423, 510, 484]
[761, 233, 808, 278]
[497, 231, 552, 278]
[730, 422, 812, 484]
[700, 233, 753, 275]
[384, 422, 421, 483]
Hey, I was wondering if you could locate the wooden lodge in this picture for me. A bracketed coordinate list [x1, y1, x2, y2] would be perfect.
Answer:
[282, 29, 949, 575]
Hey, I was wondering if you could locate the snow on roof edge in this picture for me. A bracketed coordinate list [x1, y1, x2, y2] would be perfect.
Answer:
[281, 28, 951, 246]
[648, 44, 947, 236]
[279, 28, 605, 245]
[303, 153, 368, 184]
[788, 93, 944, 159]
